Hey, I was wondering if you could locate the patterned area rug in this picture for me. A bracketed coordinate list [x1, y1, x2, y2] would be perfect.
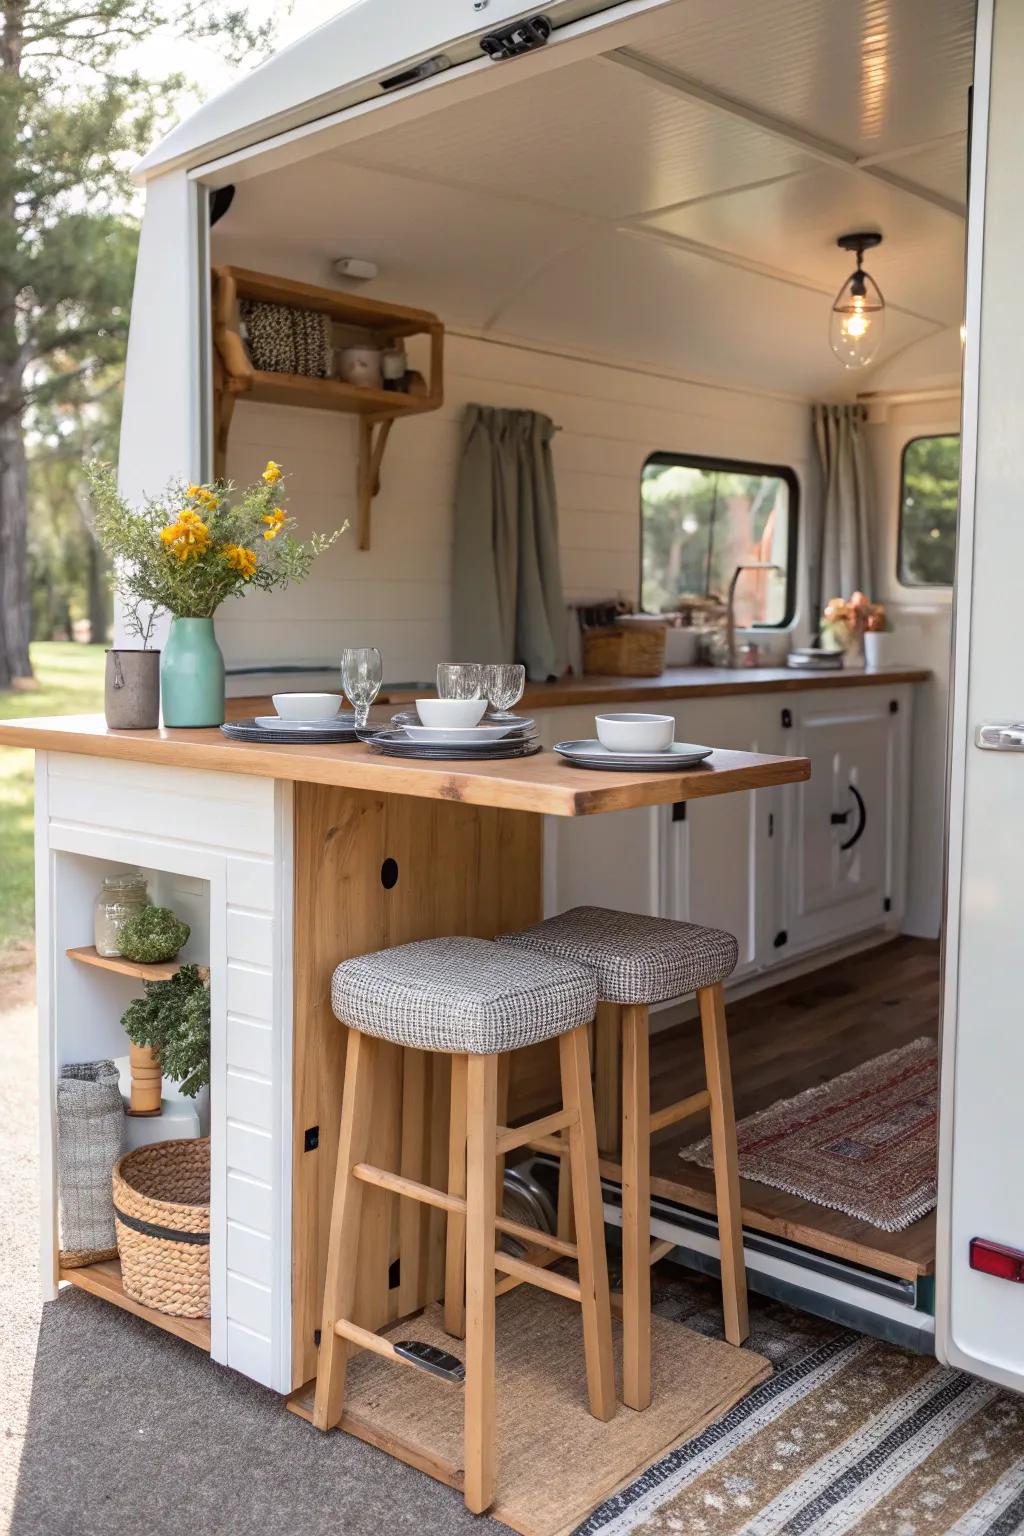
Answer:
[680, 1037, 938, 1232]
[576, 1269, 1024, 1536]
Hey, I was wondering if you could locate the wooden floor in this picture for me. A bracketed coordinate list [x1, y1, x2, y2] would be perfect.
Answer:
[602, 937, 940, 1282]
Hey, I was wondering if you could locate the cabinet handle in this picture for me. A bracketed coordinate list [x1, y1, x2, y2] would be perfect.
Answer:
[835, 784, 867, 852]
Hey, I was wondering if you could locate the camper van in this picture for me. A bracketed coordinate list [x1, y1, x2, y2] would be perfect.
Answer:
[4, 0, 1021, 1524]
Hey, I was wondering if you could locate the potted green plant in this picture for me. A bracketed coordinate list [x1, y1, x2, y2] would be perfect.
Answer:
[120, 965, 211, 1108]
[88, 461, 344, 727]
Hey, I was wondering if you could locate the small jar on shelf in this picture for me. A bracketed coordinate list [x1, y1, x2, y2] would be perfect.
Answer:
[94, 872, 149, 957]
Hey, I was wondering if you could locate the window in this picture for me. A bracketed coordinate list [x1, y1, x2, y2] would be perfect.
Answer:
[898, 434, 961, 586]
[640, 453, 797, 626]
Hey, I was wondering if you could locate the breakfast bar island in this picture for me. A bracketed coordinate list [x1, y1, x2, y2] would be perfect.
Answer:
[0, 708, 809, 1401]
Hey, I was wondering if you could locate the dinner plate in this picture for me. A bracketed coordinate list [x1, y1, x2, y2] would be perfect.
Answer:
[554, 739, 714, 771]
[222, 719, 357, 744]
[363, 729, 542, 761]
[255, 714, 345, 730]
[400, 723, 531, 745]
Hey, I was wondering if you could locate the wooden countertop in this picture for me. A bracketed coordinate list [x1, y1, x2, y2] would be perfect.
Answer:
[381, 665, 931, 711]
[0, 712, 810, 817]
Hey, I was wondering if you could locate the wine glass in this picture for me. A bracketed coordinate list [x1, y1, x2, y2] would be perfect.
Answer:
[481, 663, 526, 719]
[341, 647, 383, 730]
[436, 662, 481, 701]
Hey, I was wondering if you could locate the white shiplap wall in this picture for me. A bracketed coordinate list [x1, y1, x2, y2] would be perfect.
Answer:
[219, 332, 816, 684]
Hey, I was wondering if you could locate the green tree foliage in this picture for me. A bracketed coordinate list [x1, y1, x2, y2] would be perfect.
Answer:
[898, 434, 960, 586]
[0, 1, 277, 687]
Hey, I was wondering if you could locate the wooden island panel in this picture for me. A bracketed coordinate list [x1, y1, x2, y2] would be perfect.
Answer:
[290, 783, 544, 1389]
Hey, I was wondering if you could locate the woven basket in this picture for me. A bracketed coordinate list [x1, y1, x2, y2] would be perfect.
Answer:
[583, 624, 666, 677]
[113, 1138, 210, 1318]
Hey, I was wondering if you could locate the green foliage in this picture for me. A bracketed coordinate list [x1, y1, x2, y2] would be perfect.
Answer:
[899, 435, 960, 586]
[87, 462, 345, 636]
[120, 964, 210, 1098]
[118, 905, 190, 964]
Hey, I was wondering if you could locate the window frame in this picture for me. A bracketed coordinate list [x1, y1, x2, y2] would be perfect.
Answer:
[896, 432, 961, 590]
[639, 450, 800, 628]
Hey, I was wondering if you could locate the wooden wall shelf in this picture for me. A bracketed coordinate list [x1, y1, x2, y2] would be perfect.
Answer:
[212, 266, 444, 550]
[67, 945, 185, 982]
[60, 1260, 211, 1351]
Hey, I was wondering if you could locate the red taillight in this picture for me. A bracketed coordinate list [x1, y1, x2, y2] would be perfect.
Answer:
[970, 1237, 1024, 1281]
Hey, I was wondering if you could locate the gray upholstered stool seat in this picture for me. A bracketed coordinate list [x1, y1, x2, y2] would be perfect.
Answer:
[331, 935, 597, 1055]
[497, 905, 738, 1005]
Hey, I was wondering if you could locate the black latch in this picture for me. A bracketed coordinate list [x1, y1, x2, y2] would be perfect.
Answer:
[481, 14, 552, 59]
[773, 929, 788, 948]
[884, 896, 892, 912]
[672, 801, 687, 822]
[768, 812, 774, 837]
[781, 707, 793, 729]
[890, 699, 899, 714]
[304, 1125, 320, 1153]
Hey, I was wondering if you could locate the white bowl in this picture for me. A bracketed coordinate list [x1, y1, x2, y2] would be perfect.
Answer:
[595, 712, 675, 753]
[415, 697, 488, 729]
[272, 692, 342, 721]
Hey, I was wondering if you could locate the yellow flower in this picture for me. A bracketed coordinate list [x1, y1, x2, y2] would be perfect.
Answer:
[160, 510, 211, 562]
[222, 544, 258, 580]
[262, 460, 283, 485]
[262, 507, 286, 541]
[187, 483, 220, 511]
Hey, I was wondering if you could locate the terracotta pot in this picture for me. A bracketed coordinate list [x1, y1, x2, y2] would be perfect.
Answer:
[128, 1041, 162, 1116]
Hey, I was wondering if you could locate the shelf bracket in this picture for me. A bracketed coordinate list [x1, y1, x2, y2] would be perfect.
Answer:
[357, 415, 395, 551]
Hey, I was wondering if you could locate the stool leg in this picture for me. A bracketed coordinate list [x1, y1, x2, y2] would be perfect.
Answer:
[620, 1002, 652, 1412]
[444, 1054, 468, 1339]
[594, 1001, 622, 1157]
[496, 1052, 510, 1216]
[464, 1054, 498, 1515]
[313, 1030, 377, 1431]
[698, 982, 749, 1347]
[559, 1025, 616, 1424]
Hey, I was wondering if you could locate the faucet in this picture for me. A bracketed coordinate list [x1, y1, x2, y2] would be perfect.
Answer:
[726, 563, 783, 668]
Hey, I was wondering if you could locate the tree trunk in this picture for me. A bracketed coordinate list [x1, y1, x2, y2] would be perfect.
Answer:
[0, 380, 32, 687]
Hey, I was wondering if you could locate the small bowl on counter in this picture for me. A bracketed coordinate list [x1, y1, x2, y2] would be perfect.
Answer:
[595, 712, 675, 753]
[415, 696, 488, 729]
[272, 692, 343, 720]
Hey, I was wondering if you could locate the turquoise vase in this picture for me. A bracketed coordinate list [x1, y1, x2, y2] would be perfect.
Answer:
[160, 617, 225, 727]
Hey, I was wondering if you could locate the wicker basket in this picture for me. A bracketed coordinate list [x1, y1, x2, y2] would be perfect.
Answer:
[582, 623, 666, 677]
[113, 1138, 210, 1318]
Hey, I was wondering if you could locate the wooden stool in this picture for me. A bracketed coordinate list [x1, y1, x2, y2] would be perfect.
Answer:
[499, 906, 748, 1413]
[312, 936, 616, 1516]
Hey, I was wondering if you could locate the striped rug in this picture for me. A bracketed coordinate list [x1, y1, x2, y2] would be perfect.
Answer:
[575, 1273, 1024, 1536]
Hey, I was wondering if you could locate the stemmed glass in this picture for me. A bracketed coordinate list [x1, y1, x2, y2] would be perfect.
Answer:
[436, 662, 481, 701]
[341, 647, 383, 730]
[481, 663, 526, 719]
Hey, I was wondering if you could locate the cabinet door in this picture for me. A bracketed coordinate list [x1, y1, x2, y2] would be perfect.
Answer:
[783, 694, 900, 950]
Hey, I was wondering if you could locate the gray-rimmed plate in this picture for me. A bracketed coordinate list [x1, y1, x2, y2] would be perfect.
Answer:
[364, 730, 542, 762]
[221, 719, 358, 744]
[554, 739, 714, 771]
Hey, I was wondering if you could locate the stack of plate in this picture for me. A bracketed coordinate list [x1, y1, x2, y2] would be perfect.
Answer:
[365, 710, 541, 761]
[554, 740, 714, 772]
[221, 714, 358, 744]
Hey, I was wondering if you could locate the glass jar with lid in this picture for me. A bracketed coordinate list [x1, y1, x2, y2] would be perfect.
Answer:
[94, 872, 149, 957]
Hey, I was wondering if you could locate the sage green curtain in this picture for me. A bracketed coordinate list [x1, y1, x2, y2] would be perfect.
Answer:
[452, 406, 567, 680]
[812, 403, 876, 614]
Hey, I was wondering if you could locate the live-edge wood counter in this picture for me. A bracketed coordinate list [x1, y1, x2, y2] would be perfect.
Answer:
[1, 713, 808, 1393]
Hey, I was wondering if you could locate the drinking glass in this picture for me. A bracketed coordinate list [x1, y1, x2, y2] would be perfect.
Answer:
[481, 662, 526, 719]
[436, 662, 481, 701]
[341, 647, 383, 729]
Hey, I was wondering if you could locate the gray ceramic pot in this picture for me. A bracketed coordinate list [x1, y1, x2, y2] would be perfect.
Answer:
[105, 648, 160, 730]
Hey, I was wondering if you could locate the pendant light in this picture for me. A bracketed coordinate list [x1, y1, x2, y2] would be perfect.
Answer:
[830, 232, 884, 369]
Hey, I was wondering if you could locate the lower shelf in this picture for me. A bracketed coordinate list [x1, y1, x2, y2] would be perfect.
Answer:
[58, 1259, 211, 1352]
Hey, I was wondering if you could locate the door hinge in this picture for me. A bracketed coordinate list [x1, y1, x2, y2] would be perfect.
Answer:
[304, 1125, 320, 1152]
[481, 14, 552, 59]
[773, 929, 788, 948]
[672, 800, 687, 822]
[781, 707, 793, 729]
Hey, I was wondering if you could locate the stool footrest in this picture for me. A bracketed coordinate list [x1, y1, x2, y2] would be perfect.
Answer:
[650, 1089, 711, 1135]
[497, 1124, 568, 1157]
[494, 1251, 582, 1303]
[494, 1247, 560, 1298]
[494, 1215, 577, 1258]
[496, 1109, 574, 1156]
[335, 1319, 466, 1384]
[353, 1162, 465, 1214]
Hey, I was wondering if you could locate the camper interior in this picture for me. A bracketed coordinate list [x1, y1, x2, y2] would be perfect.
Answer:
[184, 0, 969, 1340]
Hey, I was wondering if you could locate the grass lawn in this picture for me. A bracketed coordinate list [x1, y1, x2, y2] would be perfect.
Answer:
[0, 643, 105, 947]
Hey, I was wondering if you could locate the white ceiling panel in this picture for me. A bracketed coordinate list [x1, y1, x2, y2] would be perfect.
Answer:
[886, 136, 969, 204]
[628, 0, 974, 161]
[640, 167, 965, 324]
[501, 231, 936, 398]
[336, 56, 817, 221]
